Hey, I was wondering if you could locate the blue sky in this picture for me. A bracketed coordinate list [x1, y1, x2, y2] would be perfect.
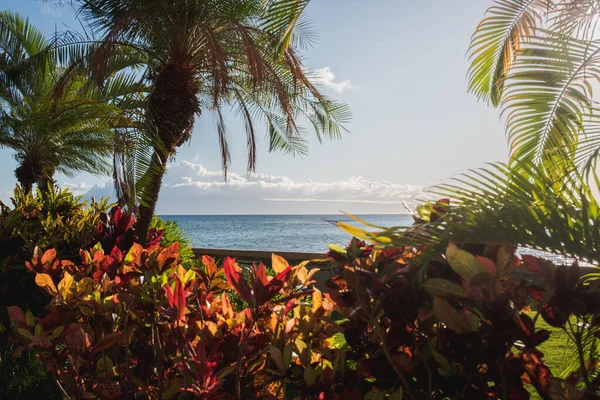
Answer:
[0, 0, 508, 214]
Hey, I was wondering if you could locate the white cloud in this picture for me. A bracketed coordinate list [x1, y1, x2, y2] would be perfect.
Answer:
[61, 182, 94, 196]
[310, 67, 355, 93]
[0, 160, 424, 214]
[79, 160, 425, 214]
[162, 161, 421, 213]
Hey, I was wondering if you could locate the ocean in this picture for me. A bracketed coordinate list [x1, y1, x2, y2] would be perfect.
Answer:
[158, 214, 414, 253]
[158, 214, 580, 265]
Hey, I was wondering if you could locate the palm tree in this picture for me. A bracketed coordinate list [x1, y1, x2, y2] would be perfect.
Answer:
[0, 11, 147, 194]
[0, 12, 113, 193]
[467, 0, 600, 178]
[57, 0, 350, 243]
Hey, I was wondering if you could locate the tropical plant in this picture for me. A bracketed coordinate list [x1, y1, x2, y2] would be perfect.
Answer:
[0, 12, 115, 192]
[325, 238, 600, 399]
[468, 0, 600, 177]
[50, 0, 351, 243]
[0, 185, 110, 264]
[336, 162, 600, 268]
[9, 234, 600, 399]
[8, 243, 333, 399]
[150, 216, 195, 265]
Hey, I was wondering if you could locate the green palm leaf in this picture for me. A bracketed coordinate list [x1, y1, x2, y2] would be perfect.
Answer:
[468, 0, 550, 106]
[338, 162, 600, 265]
[502, 31, 600, 175]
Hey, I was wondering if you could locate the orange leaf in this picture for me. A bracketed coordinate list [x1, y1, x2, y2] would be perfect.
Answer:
[272, 254, 289, 274]
[41, 249, 56, 265]
[35, 273, 58, 295]
[202, 255, 217, 276]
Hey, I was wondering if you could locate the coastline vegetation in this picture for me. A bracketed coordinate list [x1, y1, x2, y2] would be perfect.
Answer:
[0, 0, 600, 398]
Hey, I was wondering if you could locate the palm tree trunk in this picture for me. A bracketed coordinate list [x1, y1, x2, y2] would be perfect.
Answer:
[135, 64, 200, 246]
[136, 150, 168, 246]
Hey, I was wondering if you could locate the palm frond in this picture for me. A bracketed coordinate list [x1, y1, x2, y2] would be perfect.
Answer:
[261, 0, 312, 58]
[501, 31, 600, 175]
[338, 162, 600, 265]
[468, 0, 550, 106]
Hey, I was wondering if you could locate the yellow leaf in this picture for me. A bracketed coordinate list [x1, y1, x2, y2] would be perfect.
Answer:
[34, 273, 57, 296]
[77, 277, 94, 297]
[272, 254, 289, 274]
[296, 266, 308, 284]
[295, 338, 307, 355]
[335, 222, 370, 240]
[58, 272, 74, 301]
[312, 290, 322, 313]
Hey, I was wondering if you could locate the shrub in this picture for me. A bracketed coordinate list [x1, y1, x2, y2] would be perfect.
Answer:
[151, 217, 195, 266]
[0, 186, 174, 399]
[6, 193, 600, 399]
[11, 236, 600, 399]
[324, 238, 600, 399]
[0, 185, 110, 263]
[8, 244, 335, 399]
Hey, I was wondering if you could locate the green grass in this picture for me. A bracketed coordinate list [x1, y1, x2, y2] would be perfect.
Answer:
[526, 312, 572, 400]
[533, 313, 572, 374]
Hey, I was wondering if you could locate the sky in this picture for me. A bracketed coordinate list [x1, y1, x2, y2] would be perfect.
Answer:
[0, 0, 508, 214]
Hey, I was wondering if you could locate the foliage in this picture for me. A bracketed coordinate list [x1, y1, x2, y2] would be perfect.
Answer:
[468, 0, 600, 177]
[0, 321, 59, 399]
[0, 11, 140, 193]
[37, 0, 352, 241]
[324, 238, 600, 399]
[8, 229, 600, 399]
[150, 217, 194, 266]
[0, 185, 109, 264]
[8, 243, 336, 399]
[337, 162, 600, 267]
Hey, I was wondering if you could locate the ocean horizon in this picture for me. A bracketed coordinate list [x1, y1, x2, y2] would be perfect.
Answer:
[158, 214, 413, 253]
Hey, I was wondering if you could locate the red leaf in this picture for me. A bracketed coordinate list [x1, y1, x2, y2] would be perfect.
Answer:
[7, 306, 25, 325]
[174, 278, 186, 321]
[164, 283, 175, 308]
[223, 257, 253, 304]
[262, 266, 292, 304]
[284, 298, 296, 314]
[25, 261, 36, 273]
[476, 255, 496, 275]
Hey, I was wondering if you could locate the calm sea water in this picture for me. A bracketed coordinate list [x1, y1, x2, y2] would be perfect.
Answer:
[158, 214, 413, 253]
[157, 214, 581, 265]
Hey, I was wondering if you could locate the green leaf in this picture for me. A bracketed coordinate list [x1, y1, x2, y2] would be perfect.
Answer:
[432, 350, 458, 377]
[365, 389, 387, 400]
[445, 243, 488, 281]
[303, 365, 318, 386]
[270, 345, 285, 372]
[390, 388, 403, 400]
[422, 278, 468, 298]
[433, 296, 478, 334]
[283, 343, 293, 369]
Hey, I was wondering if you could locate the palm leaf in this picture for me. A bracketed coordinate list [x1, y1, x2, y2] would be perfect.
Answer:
[339, 162, 600, 265]
[468, 0, 550, 106]
[502, 31, 600, 175]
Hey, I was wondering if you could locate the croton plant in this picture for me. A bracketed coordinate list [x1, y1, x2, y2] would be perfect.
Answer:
[8, 236, 600, 399]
